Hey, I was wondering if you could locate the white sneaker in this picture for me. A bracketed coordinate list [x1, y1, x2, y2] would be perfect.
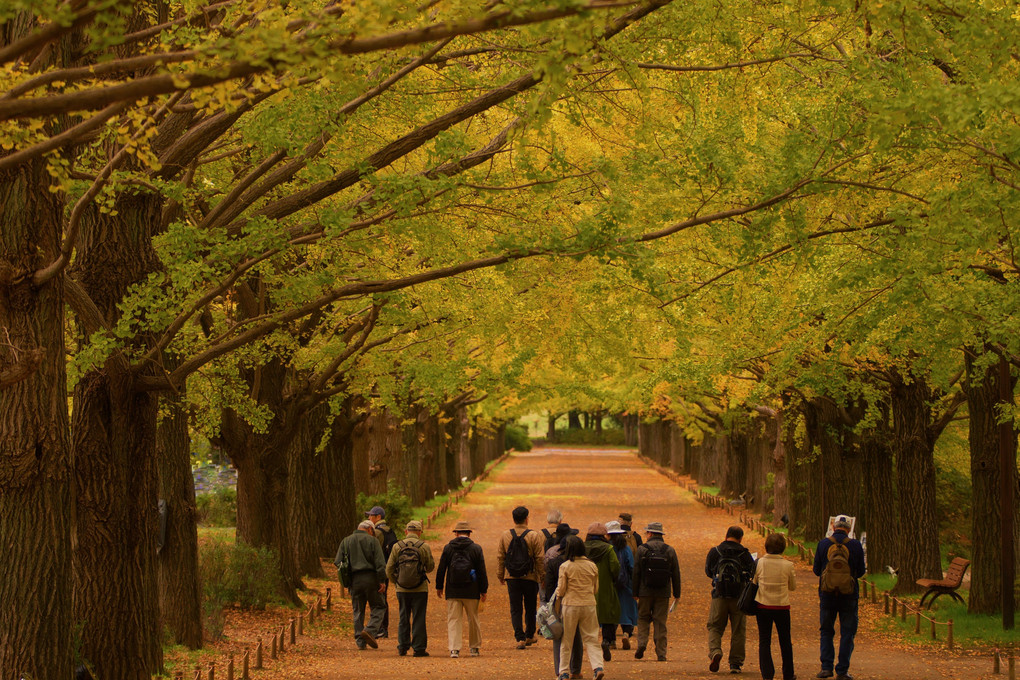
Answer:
[450, 650, 459, 658]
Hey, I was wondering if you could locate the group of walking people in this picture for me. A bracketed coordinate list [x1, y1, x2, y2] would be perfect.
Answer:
[334, 505, 864, 680]
[707, 516, 865, 680]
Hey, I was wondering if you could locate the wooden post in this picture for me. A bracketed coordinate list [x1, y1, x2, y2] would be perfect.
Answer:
[175, 673, 183, 680]
[1009, 651, 1015, 680]
[255, 638, 263, 669]
[948, 619, 954, 649]
[270, 631, 278, 659]
[207, 663, 215, 680]
[900, 601, 908, 622]
[242, 650, 250, 680]
[994, 649, 1001, 674]
[326, 587, 332, 610]
[888, 595, 894, 616]
[930, 617, 936, 640]
[194, 665, 201, 680]
[290, 618, 296, 644]
[280, 624, 287, 651]
[915, 611, 921, 634]
[871, 581, 878, 604]
[227, 655, 234, 680]
[299, 612, 305, 635]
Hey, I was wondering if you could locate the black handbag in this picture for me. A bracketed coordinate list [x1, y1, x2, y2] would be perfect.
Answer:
[737, 580, 759, 615]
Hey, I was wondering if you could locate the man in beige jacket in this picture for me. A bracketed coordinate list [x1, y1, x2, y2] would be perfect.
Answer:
[386, 520, 436, 656]
[497, 505, 546, 649]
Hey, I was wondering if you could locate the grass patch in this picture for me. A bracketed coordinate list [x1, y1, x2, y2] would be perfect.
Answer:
[700, 485, 721, 496]
[197, 526, 236, 544]
[875, 598, 1020, 649]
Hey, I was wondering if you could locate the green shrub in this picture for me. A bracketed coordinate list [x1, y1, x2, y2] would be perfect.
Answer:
[199, 540, 282, 640]
[356, 480, 414, 533]
[196, 486, 237, 527]
[554, 427, 626, 445]
[505, 424, 533, 451]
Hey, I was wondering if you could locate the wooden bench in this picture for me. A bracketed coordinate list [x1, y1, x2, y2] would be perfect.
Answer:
[916, 557, 970, 609]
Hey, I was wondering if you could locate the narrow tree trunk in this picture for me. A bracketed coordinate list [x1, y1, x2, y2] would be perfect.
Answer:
[963, 349, 1020, 613]
[156, 390, 203, 648]
[547, 412, 557, 441]
[889, 371, 943, 593]
[0, 159, 73, 680]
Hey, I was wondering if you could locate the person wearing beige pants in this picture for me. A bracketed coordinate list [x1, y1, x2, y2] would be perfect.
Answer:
[555, 535, 605, 680]
[447, 599, 482, 653]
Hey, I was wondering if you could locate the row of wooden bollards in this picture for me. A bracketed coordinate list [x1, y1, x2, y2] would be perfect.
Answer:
[637, 456, 737, 517]
[174, 589, 333, 680]
[865, 580, 955, 649]
[423, 451, 511, 530]
[993, 649, 1017, 678]
[739, 514, 813, 565]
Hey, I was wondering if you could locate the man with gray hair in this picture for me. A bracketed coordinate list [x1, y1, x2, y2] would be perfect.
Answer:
[812, 515, 865, 680]
[336, 520, 388, 650]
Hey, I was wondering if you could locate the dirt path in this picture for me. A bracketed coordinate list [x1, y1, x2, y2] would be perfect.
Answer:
[291, 448, 992, 680]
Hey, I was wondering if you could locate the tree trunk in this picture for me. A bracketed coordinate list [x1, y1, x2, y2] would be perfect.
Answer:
[568, 410, 582, 429]
[547, 412, 557, 441]
[963, 349, 1020, 613]
[70, 193, 164, 679]
[859, 427, 898, 575]
[401, 403, 427, 506]
[0, 158, 74, 680]
[805, 397, 862, 525]
[156, 390, 203, 648]
[288, 404, 331, 579]
[889, 371, 943, 593]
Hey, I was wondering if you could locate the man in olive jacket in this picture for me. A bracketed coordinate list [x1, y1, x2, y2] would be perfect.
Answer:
[386, 520, 436, 657]
[335, 520, 387, 650]
[584, 522, 621, 661]
[632, 521, 682, 662]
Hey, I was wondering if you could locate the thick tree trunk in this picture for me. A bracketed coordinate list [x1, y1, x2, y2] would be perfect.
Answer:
[71, 193, 164, 679]
[889, 372, 943, 593]
[963, 349, 1020, 613]
[568, 410, 582, 429]
[805, 397, 862, 524]
[546, 413, 557, 442]
[623, 414, 639, 447]
[156, 391, 203, 648]
[402, 403, 427, 506]
[0, 160, 74, 680]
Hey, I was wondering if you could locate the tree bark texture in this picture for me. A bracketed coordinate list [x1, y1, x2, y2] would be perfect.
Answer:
[889, 371, 944, 593]
[0, 159, 73, 680]
[156, 390, 203, 648]
[70, 193, 165, 679]
[804, 398, 863, 524]
[963, 350, 1020, 613]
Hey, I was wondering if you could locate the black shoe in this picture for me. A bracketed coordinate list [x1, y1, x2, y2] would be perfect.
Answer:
[360, 630, 378, 649]
[602, 641, 612, 662]
[656, 655, 667, 662]
[634, 646, 645, 660]
[835, 675, 852, 680]
[730, 667, 743, 674]
[397, 648, 408, 656]
[621, 636, 630, 651]
[710, 653, 722, 672]
[413, 650, 430, 657]
[816, 672, 833, 679]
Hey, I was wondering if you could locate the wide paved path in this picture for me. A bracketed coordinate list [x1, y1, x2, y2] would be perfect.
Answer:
[316, 447, 991, 679]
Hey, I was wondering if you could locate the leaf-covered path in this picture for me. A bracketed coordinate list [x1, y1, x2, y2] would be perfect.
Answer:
[300, 448, 991, 679]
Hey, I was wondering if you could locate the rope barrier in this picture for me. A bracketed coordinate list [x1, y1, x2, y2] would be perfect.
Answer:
[861, 577, 954, 650]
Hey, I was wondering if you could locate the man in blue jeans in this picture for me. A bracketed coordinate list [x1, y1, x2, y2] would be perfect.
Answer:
[812, 515, 866, 680]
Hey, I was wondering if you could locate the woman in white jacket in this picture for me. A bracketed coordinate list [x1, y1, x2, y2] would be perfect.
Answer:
[754, 533, 797, 680]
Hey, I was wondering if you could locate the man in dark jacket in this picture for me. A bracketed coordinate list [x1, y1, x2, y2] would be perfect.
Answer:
[705, 525, 756, 673]
[437, 520, 488, 658]
[335, 520, 388, 650]
[812, 515, 866, 680]
[543, 524, 582, 679]
[632, 521, 682, 662]
[367, 505, 398, 638]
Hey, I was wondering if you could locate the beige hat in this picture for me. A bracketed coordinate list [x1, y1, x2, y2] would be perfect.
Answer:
[454, 520, 472, 533]
[406, 520, 423, 532]
[587, 522, 609, 537]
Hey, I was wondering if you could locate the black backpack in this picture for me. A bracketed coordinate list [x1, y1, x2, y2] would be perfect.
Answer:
[395, 540, 427, 589]
[642, 543, 671, 589]
[448, 544, 475, 587]
[713, 548, 746, 599]
[505, 529, 534, 578]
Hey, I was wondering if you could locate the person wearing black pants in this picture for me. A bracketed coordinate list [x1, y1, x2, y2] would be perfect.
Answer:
[497, 506, 546, 648]
[753, 533, 797, 680]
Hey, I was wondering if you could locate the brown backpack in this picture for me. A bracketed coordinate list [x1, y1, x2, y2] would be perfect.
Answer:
[820, 540, 854, 594]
